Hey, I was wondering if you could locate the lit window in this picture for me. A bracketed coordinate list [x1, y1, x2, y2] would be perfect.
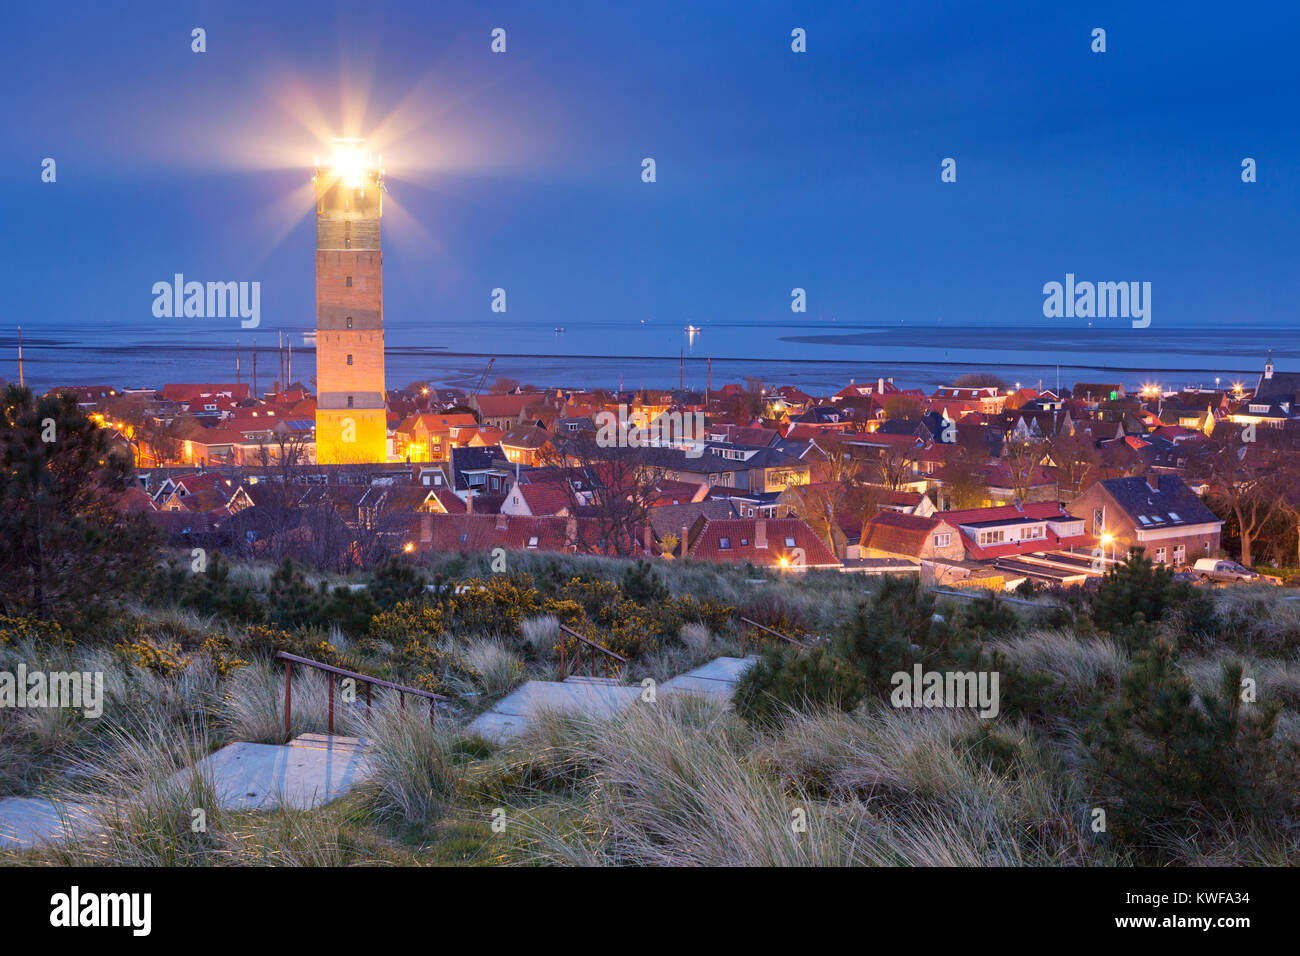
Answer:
[527, 536, 539, 549]
[345, 276, 352, 287]
[785, 536, 796, 548]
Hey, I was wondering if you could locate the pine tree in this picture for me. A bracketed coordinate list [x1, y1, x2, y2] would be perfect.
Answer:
[0, 385, 156, 620]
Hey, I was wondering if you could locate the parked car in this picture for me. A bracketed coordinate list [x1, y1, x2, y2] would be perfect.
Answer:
[1192, 558, 1279, 584]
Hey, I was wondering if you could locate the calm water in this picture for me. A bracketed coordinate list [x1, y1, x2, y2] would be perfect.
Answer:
[2, 319, 1287, 395]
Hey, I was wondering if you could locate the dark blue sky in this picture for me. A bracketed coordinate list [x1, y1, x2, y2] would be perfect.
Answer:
[4, 0, 1298, 339]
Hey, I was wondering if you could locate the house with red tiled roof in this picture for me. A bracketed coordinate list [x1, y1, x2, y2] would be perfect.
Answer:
[925, 385, 1006, 420]
[409, 513, 603, 555]
[936, 502, 1092, 560]
[424, 486, 467, 514]
[499, 425, 554, 467]
[470, 392, 554, 431]
[501, 478, 574, 518]
[465, 426, 506, 448]
[685, 517, 840, 569]
[113, 486, 158, 514]
[393, 412, 479, 461]
[860, 512, 964, 562]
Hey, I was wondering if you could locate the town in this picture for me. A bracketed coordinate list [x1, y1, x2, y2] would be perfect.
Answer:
[39, 354, 1300, 591]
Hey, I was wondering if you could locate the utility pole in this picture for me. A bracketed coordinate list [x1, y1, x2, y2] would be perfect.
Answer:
[17, 325, 23, 389]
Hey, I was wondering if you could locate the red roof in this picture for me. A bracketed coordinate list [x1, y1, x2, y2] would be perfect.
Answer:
[409, 514, 606, 554]
[860, 511, 945, 558]
[161, 383, 250, 402]
[512, 480, 573, 516]
[687, 518, 840, 568]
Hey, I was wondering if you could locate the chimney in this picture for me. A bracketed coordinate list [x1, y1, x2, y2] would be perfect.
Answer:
[755, 519, 768, 549]
[496, 514, 508, 531]
[644, 522, 653, 555]
[878, 377, 885, 394]
[565, 517, 577, 549]
[681, 525, 689, 560]
[466, 486, 473, 514]
[421, 514, 432, 542]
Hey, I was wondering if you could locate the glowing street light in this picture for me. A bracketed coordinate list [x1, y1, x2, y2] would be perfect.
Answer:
[1100, 531, 1115, 567]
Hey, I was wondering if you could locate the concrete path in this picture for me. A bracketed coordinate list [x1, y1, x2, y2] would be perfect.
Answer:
[467, 676, 642, 742]
[0, 734, 371, 851]
[659, 656, 757, 701]
[186, 733, 372, 811]
[468, 657, 758, 742]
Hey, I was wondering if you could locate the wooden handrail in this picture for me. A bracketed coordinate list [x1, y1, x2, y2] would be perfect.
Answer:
[736, 616, 812, 655]
[277, 651, 449, 742]
[557, 623, 627, 679]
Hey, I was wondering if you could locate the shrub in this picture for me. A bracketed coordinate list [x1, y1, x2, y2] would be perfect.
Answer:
[115, 637, 190, 677]
[1090, 549, 1215, 641]
[733, 643, 864, 727]
[835, 574, 945, 693]
[620, 560, 669, 605]
[369, 601, 445, 647]
[1085, 639, 1298, 850]
[369, 556, 427, 609]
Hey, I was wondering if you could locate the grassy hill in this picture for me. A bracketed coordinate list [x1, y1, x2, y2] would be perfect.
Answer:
[2, 550, 1297, 866]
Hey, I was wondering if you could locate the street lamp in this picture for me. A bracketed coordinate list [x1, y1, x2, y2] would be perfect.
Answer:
[1100, 532, 1114, 567]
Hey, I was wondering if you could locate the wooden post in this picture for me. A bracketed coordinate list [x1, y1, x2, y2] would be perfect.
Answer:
[283, 659, 292, 743]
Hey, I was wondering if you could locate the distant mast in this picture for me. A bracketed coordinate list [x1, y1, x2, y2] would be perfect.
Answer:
[16, 325, 23, 389]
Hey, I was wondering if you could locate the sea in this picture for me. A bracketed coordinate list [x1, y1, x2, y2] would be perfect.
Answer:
[2, 319, 1290, 396]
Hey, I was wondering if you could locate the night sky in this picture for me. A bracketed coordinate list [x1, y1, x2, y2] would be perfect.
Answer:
[4, 1, 1298, 340]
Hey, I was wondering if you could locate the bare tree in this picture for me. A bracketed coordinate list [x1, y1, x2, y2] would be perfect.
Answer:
[1200, 436, 1281, 567]
[1048, 427, 1102, 501]
[543, 435, 669, 556]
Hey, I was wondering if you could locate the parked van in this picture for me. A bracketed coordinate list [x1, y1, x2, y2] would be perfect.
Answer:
[1192, 558, 1277, 584]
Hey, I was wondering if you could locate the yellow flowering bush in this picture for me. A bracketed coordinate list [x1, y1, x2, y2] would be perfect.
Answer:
[115, 638, 191, 677]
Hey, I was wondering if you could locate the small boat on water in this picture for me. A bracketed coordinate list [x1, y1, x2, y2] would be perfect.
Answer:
[553, 327, 565, 333]
[684, 325, 700, 333]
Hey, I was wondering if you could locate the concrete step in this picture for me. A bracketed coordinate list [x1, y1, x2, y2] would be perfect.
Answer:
[288, 733, 370, 754]
[659, 656, 758, 702]
[562, 676, 622, 687]
[467, 679, 642, 743]
[0, 736, 375, 850]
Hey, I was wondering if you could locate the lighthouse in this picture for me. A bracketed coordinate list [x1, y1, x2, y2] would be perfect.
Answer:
[313, 139, 388, 464]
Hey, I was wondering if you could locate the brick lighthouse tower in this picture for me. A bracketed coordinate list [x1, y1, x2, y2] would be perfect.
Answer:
[312, 139, 388, 464]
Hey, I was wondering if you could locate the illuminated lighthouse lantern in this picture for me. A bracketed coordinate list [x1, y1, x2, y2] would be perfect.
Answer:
[313, 138, 389, 464]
